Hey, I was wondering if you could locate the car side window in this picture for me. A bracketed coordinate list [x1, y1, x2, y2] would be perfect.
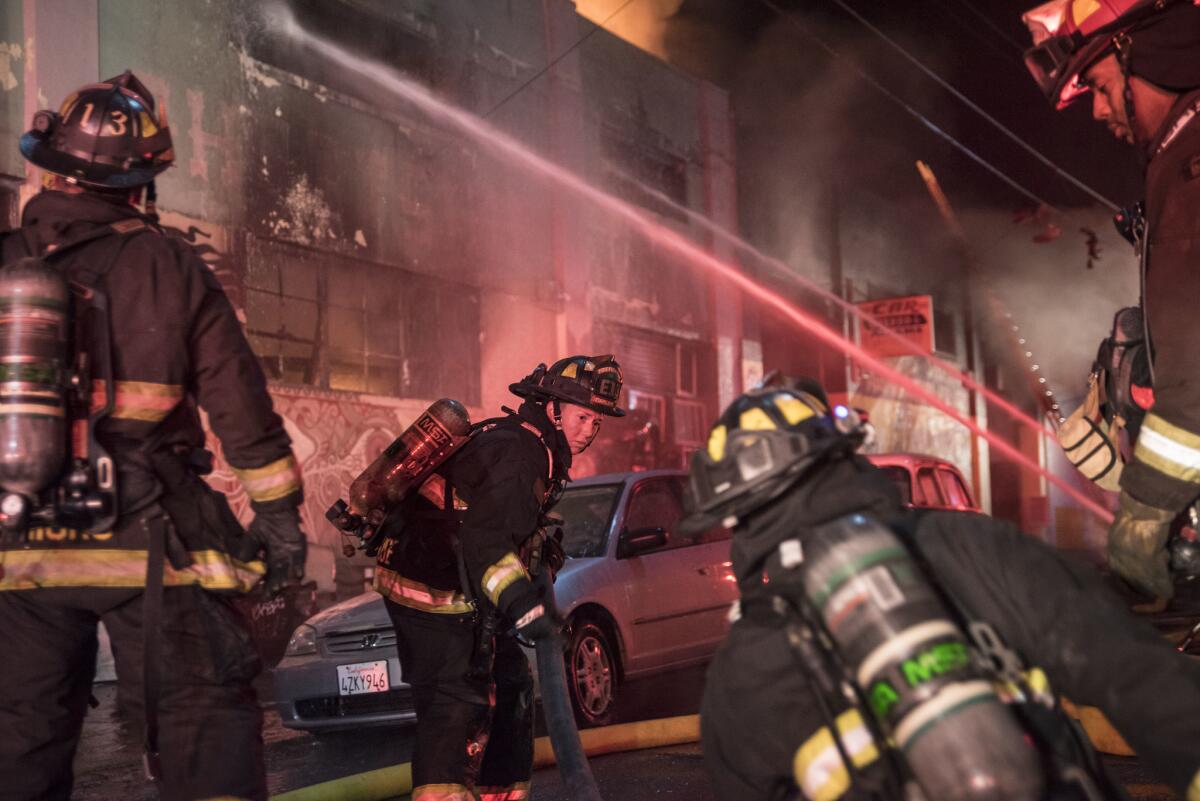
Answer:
[622, 478, 688, 554]
[915, 467, 944, 507]
[877, 466, 913, 506]
[937, 468, 972, 509]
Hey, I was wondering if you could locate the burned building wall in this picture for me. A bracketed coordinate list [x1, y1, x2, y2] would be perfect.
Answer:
[2, 0, 737, 592]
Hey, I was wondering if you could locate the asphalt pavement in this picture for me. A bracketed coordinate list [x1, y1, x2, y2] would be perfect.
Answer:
[69, 660, 1182, 801]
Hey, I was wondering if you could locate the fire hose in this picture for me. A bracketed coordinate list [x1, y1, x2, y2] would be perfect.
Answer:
[533, 570, 605, 801]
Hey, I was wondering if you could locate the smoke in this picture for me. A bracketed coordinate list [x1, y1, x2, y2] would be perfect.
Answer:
[961, 205, 1139, 412]
[265, 13, 1113, 520]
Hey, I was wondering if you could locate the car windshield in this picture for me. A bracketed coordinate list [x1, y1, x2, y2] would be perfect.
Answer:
[552, 484, 622, 558]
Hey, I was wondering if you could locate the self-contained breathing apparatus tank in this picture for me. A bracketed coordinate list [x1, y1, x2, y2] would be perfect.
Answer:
[789, 513, 1044, 801]
[326, 398, 473, 554]
[0, 256, 116, 536]
[684, 381, 1050, 801]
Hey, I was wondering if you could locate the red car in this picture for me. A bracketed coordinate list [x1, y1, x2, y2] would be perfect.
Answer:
[867, 454, 980, 513]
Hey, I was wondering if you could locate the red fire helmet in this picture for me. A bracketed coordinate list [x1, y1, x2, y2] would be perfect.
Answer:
[1022, 0, 1176, 107]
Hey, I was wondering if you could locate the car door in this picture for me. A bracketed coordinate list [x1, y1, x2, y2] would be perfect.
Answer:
[616, 477, 736, 672]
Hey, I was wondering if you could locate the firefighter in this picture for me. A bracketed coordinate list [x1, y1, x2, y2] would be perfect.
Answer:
[0, 72, 306, 801]
[1022, 0, 1200, 601]
[374, 355, 624, 801]
[686, 378, 1200, 801]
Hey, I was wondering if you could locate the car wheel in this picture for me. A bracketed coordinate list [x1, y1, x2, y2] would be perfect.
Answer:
[565, 618, 618, 727]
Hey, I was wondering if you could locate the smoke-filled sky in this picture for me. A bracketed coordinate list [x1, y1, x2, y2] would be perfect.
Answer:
[580, 0, 1140, 204]
[579, 0, 1147, 410]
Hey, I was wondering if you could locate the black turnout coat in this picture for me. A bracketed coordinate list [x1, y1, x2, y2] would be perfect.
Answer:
[702, 458, 1200, 801]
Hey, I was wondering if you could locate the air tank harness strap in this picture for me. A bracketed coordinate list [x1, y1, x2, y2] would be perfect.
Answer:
[740, 591, 906, 800]
[435, 469, 499, 683]
[22, 218, 163, 781]
[20, 217, 153, 271]
[140, 512, 168, 782]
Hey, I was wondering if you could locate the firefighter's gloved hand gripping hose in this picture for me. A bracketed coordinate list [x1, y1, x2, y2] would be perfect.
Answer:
[532, 568, 605, 801]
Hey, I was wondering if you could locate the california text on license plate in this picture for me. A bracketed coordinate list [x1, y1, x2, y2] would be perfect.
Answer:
[337, 660, 389, 696]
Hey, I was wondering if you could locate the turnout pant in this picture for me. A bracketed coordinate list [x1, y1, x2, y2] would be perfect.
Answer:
[0, 585, 266, 801]
[386, 601, 534, 801]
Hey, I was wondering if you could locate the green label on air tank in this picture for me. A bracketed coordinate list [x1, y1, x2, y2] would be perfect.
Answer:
[868, 640, 972, 720]
[901, 641, 970, 687]
[0, 362, 59, 384]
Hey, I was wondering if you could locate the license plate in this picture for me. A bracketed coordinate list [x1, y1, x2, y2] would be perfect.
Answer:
[337, 660, 389, 696]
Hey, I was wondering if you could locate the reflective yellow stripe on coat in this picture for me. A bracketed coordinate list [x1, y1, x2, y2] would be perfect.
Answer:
[481, 552, 527, 607]
[478, 782, 530, 801]
[1134, 413, 1200, 485]
[91, 379, 184, 423]
[233, 454, 302, 504]
[0, 547, 264, 592]
[374, 566, 472, 614]
[793, 708, 881, 801]
[412, 784, 474, 801]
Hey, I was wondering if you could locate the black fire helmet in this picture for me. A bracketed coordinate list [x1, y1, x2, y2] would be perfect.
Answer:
[680, 375, 864, 534]
[509, 354, 626, 417]
[20, 70, 174, 189]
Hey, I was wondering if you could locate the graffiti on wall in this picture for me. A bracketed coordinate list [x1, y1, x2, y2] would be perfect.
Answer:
[203, 385, 428, 551]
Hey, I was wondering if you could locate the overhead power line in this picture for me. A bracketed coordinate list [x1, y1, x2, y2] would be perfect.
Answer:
[756, 0, 1061, 212]
[482, 0, 639, 122]
[956, 0, 1030, 53]
[930, 0, 1024, 64]
[828, 0, 1120, 211]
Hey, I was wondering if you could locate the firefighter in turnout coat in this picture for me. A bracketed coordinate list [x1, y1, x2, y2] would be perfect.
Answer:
[687, 378, 1200, 801]
[1022, 0, 1200, 600]
[0, 72, 306, 801]
[375, 355, 624, 801]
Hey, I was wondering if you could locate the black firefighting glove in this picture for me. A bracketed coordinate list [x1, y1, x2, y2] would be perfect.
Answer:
[543, 527, 566, 578]
[509, 572, 564, 643]
[247, 506, 308, 596]
[513, 599, 563, 642]
[1108, 490, 1175, 600]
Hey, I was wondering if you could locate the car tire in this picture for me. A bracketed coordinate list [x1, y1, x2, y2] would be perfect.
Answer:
[565, 618, 618, 728]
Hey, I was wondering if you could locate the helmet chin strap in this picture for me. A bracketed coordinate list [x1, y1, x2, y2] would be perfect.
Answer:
[550, 399, 563, 430]
[1115, 33, 1149, 163]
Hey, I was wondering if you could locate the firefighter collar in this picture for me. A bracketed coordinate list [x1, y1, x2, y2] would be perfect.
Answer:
[1154, 91, 1200, 156]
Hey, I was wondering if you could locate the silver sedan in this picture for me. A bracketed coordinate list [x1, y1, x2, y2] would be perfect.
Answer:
[273, 469, 738, 730]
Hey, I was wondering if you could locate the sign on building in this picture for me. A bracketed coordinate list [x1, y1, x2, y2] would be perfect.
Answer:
[857, 295, 934, 358]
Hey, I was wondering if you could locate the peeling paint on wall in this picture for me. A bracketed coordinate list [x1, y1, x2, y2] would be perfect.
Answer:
[237, 47, 281, 96]
[187, 88, 220, 181]
[264, 173, 339, 246]
[590, 284, 662, 317]
[0, 42, 22, 91]
[484, 45, 534, 77]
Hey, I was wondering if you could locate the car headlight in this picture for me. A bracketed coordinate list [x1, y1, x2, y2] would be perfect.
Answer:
[285, 624, 318, 657]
